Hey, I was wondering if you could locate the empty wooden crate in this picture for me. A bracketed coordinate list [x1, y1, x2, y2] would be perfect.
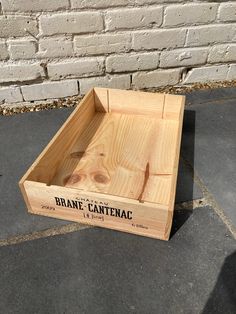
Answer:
[19, 88, 185, 240]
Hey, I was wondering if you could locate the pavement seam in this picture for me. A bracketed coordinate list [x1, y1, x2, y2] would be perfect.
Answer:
[0, 223, 90, 247]
[182, 157, 236, 239]
[0, 197, 206, 247]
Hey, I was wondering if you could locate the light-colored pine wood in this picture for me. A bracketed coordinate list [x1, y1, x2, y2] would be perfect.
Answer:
[62, 113, 157, 200]
[149, 119, 179, 175]
[108, 89, 165, 117]
[20, 89, 95, 184]
[94, 87, 109, 112]
[163, 94, 184, 120]
[23, 181, 169, 240]
[141, 175, 172, 205]
[19, 88, 185, 240]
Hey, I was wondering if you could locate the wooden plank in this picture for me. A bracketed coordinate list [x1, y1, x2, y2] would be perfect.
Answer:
[51, 113, 106, 186]
[20, 89, 96, 185]
[149, 119, 179, 175]
[108, 89, 165, 117]
[24, 181, 169, 240]
[163, 94, 185, 120]
[64, 113, 157, 200]
[94, 87, 109, 112]
[141, 175, 172, 205]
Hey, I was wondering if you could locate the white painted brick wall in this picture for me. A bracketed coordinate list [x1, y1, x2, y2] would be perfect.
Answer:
[0, 16, 38, 37]
[0, 0, 235, 105]
[133, 29, 186, 50]
[163, 3, 218, 27]
[228, 64, 236, 80]
[208, 44, 236, 63]
[0, 63, 44, 83]
[21, 80, 78, 101]
[8, 39, 37, 60]
[218, 2, 236, 22]
[38, 37, 73, 58]
[39, 13, 103, 36]
[160, 48, 208, 68]
[79, 75, 131, 94]
[183, 65, 229, 84]
[106, 52, 160, 73]
[0, 86, 23, 103]
[74, 33, 131, 56]
[0, 41, 8, 60]
[105, 7, 163, 31]
[132, 69, 182, 89]
[47, 58, 104, 80]
[1, 0, 70, 12]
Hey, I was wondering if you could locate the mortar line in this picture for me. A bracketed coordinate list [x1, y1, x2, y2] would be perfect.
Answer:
[181, 157, 236, 239]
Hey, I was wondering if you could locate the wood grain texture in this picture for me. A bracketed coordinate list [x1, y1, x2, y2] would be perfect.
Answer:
[19, 88, 185, 240]
[24, 181, 169, 240]
[108, 89, 165, 117]
[62, 113, 157, 200]
[23, 90, 95, 184]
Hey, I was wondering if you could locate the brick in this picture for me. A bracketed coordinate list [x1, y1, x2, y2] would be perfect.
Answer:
[21, 80, 78, 101]
[74, 33, 131, 56]
[208, 44, 236, 63]
[133, 29, 186, 51]
[228, 64, 236, 80]
[164, 3, 218, 27]
[160, 48, 208, 68]
[183, 65, 229, 84]
[0, 41, 8, 60]
[40, 13, 103, 36]
[136, 0, 182, 4]
[47, 58, 104, 80]
[105, 7, 162, 31]
[106, 52, 159, 73]
[38, 37, 73, 58]
[0, 16, 38, 38]
[132, 68, 181, 89]
[9, 39, 37, 60]
[1, 0, 69, 12]
[79, 75, 131, 94]
[72, 0, 133, 8]
[218, 2, 236, 22]
[0, 86, 23, 103]
[0, 63, 44, 83]
[186, 24, 236, 47]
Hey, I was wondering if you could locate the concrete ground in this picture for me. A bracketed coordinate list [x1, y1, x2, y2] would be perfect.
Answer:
[0, 87, 236, 313]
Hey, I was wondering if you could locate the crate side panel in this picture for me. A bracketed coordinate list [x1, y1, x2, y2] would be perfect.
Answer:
[163, 94, 185, 120]
[24, 181, 169, 240]
[149, 120, 179, 175]
[108, 89, 165, 117]
[25, 90, 96, 185]
[94, 88, 109, 112]
[51, 112, 106, 186]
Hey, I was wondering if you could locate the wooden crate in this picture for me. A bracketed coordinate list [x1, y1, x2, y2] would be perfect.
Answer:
[19, 88, 185, 240]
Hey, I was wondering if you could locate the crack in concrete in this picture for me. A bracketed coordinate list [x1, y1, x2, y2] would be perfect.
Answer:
[181, 157, 236, 239]
[0, 197, 207, 247]
[0, 223, 90, 247]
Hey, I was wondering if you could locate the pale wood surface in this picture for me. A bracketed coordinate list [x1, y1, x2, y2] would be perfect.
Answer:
[108, 88, 165, 117]
[24, 181, 169, 240]
[19, 88, 185, 240]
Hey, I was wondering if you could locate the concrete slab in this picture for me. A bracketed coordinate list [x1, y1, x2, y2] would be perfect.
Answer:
[182, 99, 236, 228]
[0, 108, 73, 240]
[186, 86, 236, 106]
[0, 206, 235, 314]
[0, 107, 202, 241]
